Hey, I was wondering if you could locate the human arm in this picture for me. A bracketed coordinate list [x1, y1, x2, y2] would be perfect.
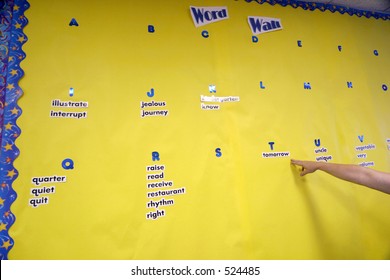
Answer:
[291, 159, 390, 195]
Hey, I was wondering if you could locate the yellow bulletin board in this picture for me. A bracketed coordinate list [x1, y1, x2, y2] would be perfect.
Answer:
[1, 0, 390, 259]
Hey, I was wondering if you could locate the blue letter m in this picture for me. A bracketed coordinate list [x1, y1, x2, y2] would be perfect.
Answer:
[304, 82, 311, 90]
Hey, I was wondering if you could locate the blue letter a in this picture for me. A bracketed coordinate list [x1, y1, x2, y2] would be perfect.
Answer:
[69, 18, 79, 26]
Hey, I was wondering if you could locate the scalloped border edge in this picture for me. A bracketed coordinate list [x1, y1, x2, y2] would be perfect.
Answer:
[0, 0, 29, 260]
[245, 0, 390, 20]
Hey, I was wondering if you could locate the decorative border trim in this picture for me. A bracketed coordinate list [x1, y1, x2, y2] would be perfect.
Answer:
[0, 0, 29, 260]
[245, 0, 390, 20]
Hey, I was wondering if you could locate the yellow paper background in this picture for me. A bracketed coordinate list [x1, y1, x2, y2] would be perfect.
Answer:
[9, 0, 390, 259]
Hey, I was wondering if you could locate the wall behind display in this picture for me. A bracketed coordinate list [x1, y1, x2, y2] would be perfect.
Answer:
[1, 0, 389, 259]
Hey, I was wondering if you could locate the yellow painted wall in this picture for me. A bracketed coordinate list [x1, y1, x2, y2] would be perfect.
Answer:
[10, 0, 390, 259]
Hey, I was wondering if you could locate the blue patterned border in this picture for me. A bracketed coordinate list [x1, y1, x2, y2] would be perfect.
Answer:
[0, 0, 29, 260]
[245, 0, 390, 20]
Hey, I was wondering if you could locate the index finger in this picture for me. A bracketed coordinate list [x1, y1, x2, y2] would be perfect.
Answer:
[291, 159, 303, 165]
